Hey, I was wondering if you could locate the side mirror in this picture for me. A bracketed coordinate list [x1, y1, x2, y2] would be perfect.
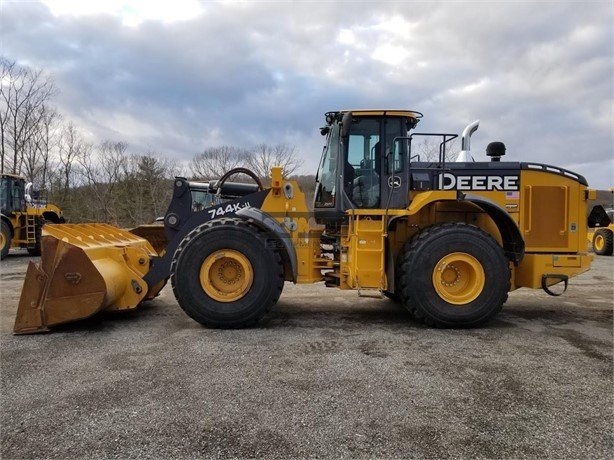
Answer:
[320, 126, 330, 136]
[341, 112, 352, 137]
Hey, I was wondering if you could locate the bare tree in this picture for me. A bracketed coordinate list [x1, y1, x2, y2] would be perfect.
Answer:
[411, 137, 459, 162]
[79, 140, 128, 224]
[22, 105, 60, 187]
[58, 122, 88, 193]
[0, 58, 57, 174]
[246, 143, 302, 180]
[190, 146, 249, 179]
[37, 106, 61, 190]
[0, 59, 14, 174]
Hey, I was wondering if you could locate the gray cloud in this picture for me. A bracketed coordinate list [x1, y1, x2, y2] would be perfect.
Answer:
[2, 1, 612, 187]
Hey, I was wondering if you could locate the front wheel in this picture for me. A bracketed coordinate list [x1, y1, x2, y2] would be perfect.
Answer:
[171, 217, 285, 328]
[396, 222, 510, 327]
[593, 229, 613, 256]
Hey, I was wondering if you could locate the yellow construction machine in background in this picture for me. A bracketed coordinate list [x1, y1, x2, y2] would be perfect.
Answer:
[14, 110, 597, 334]
[587, 187, 613, 256]
[1, 174, 64, 260]
[588, 219, 614, 256]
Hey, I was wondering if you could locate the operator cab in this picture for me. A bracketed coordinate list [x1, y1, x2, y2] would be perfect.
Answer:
[313, 110, 422, 223]
[0, 174, 27, 215]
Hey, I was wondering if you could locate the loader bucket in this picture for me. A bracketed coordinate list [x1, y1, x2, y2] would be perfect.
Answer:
[14, 223, 158, 334]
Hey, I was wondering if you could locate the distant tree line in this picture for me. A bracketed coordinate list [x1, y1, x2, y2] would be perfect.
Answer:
[1, 58, 311, 227]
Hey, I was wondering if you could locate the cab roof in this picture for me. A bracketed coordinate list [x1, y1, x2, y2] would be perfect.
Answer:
[1, 173, 25, 180]
[340, 109, 423, 120]
[323, 109, 423, 127]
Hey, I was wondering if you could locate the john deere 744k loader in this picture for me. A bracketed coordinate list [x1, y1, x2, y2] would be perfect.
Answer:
[14, 110, 596, 334]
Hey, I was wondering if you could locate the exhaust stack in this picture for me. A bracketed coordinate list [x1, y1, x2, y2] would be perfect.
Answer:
[456, 120, 479, 162]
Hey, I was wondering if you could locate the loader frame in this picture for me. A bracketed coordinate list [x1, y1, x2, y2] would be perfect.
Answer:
[13, 109, 595, 333]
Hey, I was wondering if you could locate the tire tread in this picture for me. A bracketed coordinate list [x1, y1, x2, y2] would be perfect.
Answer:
[593, 228, 614, 256]
[396, 222, 510, 327]
[170, 217, 284, 328]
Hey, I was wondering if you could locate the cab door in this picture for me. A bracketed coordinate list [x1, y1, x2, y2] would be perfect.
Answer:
[345, 117, 381, 208]
[380, 117, 410, 210]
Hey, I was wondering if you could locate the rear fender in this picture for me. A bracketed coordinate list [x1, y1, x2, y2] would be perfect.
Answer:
[385, 196, 524, 294]
[392, 194, 524, 264]
[588, 205, 612, 228]
[463, 193, 525, 264]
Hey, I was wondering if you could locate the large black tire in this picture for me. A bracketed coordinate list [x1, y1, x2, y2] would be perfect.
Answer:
[593, 229, 613, 256]
[383, 291, 400, 303]
[1, 220, 11, 260]
[171, 217, 285, 328]
[396, 222, 510, 327]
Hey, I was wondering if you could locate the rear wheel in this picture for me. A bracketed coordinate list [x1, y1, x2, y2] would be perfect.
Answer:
[383, 291, 400, 303]
[1, 220, 11, 260]
[171, 217, 284, 328]
[593, 229, 613, 256]
[396, 222, 510, 327]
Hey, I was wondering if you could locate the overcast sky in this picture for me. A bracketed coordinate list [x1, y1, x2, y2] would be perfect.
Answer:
[1, 0, 612, 187]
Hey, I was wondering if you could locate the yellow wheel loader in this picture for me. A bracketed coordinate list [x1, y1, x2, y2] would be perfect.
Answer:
[14, 110, 597, 334]
[1, 174, 65, 260]
[588, 208, 613, 256]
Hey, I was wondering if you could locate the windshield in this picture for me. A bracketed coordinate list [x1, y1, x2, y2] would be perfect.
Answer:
[314, 123, 340, 207]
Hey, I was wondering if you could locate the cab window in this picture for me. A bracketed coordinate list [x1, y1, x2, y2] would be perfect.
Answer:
[347, 117, 380, 208]
[385, 118, 406, 174]
[314, 124, 340, 208]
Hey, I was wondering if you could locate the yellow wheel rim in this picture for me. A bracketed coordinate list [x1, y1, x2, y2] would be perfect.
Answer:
[432, 252, 485, 305]
[200, 249, 254, 302]
[0, 231, 5, 250]
[594, 234, 604, 251]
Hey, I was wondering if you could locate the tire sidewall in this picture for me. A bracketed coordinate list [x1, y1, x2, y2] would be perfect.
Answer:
[172, 223, 281, 326]
[404, 225, 509, 325]
[593, 229, 613, 256]
[1, 220, 11, 260]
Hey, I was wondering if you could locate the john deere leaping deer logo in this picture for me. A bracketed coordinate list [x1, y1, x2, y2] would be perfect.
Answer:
[388, 176, 402, 188]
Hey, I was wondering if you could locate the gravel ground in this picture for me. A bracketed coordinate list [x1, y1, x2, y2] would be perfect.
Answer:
[0, 251, 612, 459]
